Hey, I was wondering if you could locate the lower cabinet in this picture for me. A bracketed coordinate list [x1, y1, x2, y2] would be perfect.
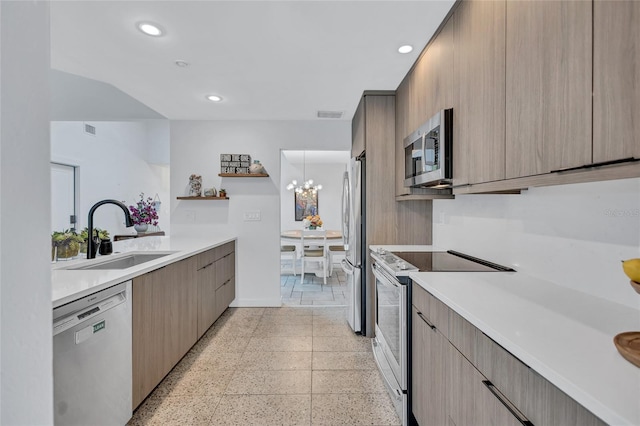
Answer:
[412, 306, 447, 426]
[196, 242, 235, 338]
[132, 256, 198, 408]
[411, 283, 605, 426]
[133, 242, 236, 409]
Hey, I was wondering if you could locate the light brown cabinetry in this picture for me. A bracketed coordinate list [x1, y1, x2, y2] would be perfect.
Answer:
[448, 344, 523, 426]
[132, 256, 198, 408]
[352, 96, 365, 158]
[593, 0, 640, 163]
[395, 79, 411, 197]
[411, 283, 605, 426]
[354, 92, 433, 334]
[505, 0, 592, 178]
[412, 306, 447, 426]
[214, 248, 235, 320]
[453, 0, 506, 186]
[197, 242, 235, 338]
[133, 242, 236, 408]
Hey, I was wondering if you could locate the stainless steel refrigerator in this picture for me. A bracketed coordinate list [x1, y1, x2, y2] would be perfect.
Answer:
[341, 153, 367, 334]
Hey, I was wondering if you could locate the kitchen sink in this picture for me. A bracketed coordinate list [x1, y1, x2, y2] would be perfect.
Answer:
[63, 252, 175, 270]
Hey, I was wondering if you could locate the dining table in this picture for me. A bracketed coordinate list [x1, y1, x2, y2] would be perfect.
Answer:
[280, 229, 343, 243]
[280, 229, 343, 278]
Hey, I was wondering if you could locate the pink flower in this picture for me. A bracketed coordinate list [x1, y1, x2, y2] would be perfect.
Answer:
[129, 193, 159, 226]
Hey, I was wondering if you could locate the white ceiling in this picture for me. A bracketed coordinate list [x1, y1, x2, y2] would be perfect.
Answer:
[50, 1, 455, 121]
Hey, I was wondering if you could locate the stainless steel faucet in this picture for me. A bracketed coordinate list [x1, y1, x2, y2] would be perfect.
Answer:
[87, 199, 134, 259]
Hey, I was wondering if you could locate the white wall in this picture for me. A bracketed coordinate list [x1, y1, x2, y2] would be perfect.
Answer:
[280, 154, 348, 231]
[51, 120, 170, 236]
[433, 178, 640, 309]
[0, 1, 53, 424]
[170, 120, 350, 306]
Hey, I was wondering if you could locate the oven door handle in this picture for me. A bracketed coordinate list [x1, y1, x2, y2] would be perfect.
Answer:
[372, 339, 403, 401]
[372, 263, 399, 288]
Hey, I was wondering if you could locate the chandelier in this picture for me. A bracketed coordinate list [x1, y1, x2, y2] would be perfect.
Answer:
[286, 151, 322, 194]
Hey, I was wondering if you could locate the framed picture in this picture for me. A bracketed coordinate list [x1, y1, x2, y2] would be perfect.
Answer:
[295, 191, 318, 221]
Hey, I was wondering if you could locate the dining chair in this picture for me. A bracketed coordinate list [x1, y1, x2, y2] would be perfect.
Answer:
[300, 229, 328, 285]
[327, 245, 346, 277]
[280, 245, 297, 276]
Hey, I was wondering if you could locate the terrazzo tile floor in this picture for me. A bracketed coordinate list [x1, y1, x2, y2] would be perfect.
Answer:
[128, 307, 400, 426]
[281, 261, 348, 306]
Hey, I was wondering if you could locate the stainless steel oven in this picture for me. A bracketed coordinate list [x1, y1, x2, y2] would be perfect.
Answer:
[371, 256, 411, 425]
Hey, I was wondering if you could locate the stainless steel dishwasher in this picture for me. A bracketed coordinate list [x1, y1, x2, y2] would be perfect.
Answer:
[53, 281, 132, 426]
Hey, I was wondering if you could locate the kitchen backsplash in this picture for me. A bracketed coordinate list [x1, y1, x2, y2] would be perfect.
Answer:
[433, 177, 640, 309]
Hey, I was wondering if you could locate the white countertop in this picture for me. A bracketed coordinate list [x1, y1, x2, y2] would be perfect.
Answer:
[52, 235, 236, 308]
[371, 245, 640, 425]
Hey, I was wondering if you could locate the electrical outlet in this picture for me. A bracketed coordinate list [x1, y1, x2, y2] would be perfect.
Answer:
[185, 210, 196, 223]
[243, 210, 261, 221]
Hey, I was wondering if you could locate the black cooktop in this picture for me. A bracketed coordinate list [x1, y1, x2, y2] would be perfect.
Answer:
[391, 250, 515, 272]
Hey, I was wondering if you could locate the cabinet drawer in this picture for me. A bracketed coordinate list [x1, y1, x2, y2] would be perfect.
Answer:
[475, 331, 605, 426]
[215, 276, 235, 318]
[215, 252, 235, 290]
[448, 309, 476, 364]
[412, 283, 449, 337]
[196, 248, 217, 270]
[216, 241, 234, 259]
[475, 331, 530, 417]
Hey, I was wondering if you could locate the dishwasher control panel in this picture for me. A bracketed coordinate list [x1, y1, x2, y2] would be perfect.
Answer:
[53, 291, 126, 336]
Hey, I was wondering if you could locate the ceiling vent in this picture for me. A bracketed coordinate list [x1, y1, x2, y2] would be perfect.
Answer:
[84, 123, 96, 136]
[317, 110, 343, 119]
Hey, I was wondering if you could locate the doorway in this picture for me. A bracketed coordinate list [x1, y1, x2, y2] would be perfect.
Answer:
[51, 162, 78, 232]
[280, 150, 350, 306]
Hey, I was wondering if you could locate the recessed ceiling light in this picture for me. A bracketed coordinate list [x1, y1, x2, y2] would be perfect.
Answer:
[137, 22, 163, 37]
[398, 45, 413, 54]
[206, 95, 223, 102]
[175, 60, 190, 68]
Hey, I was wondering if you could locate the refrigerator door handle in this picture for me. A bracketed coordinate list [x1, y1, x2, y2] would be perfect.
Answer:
[341, 259, 354, 275]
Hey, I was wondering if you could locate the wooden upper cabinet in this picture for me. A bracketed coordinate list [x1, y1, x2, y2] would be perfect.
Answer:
[505, 0, 592, 178]
[351, 96, 365, 158]
[395, 78, 411, 197]
[425, 16, 454, 121]
[593, 0, 640, 163]
[454, 0, 506, 186]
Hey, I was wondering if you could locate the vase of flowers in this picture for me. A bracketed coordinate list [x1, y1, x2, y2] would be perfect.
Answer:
[305, 215, 323, 229]
[129, 193, 159, 233]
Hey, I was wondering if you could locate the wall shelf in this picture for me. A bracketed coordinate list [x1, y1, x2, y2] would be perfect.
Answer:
[218, 173, 269, 177]
[176, 196, 229, 200]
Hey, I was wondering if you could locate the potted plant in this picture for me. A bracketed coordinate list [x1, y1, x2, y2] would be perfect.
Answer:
[128, 193, 159, 233]
[52, 229, 83, 260]
[79, 227, 109, 254]
[219, 188, 227, 198]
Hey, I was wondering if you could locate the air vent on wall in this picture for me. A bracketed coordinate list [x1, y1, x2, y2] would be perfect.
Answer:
[84, 123, 96, 136]
[317, 110, 343, 119]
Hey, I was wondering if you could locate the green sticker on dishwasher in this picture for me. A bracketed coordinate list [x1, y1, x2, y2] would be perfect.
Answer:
[93, 320, 105, 333]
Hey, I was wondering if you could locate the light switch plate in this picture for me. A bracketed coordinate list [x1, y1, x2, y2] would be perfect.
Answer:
[244, 210, 261, 221]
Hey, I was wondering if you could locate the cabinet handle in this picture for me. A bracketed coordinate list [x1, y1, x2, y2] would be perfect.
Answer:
[199, 261, 214, 271]
[482, 381, 533, 426]
[417, 311, 436, 330]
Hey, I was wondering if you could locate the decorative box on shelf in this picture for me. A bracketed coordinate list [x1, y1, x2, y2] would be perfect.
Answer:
[176, 196, 229, 200]
[218, 173, 269, 177]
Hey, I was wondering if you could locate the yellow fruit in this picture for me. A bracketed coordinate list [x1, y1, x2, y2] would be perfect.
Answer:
[621, 259, 640, 282]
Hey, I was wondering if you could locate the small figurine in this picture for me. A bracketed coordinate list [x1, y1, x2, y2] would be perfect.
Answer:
[189, 174, 202, 196]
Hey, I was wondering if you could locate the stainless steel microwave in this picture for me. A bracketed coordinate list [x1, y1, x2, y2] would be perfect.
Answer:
[403, 109, 452, 188]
